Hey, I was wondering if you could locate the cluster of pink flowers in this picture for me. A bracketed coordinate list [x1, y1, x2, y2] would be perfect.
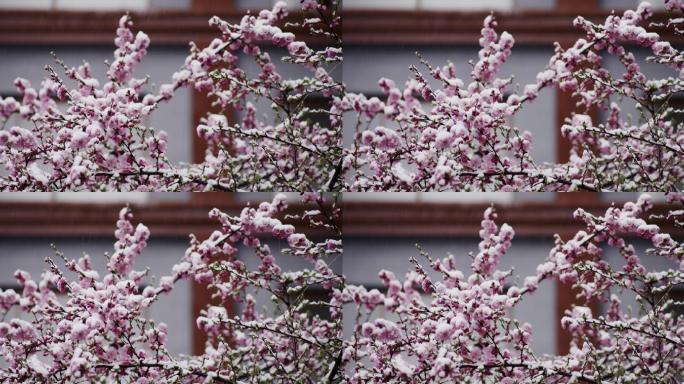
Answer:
[0, 193, 344, 382]
[0, 1, 342, 191]
[3, 0, 684, 381]
[1, 193, 683, 382]
[336, 193, 684, 382]
[342, 1, 684, 191]
[2, 0, 684, 191]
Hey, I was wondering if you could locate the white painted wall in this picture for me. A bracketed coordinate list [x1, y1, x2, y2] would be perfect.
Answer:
[343, 0, 514, 11]
[342, 192, 555, 203]
[0, 192, 189, 202]
[0, 0, 149, 10]
[235, 0, 556, 11]
[601, 0, 667, 11]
